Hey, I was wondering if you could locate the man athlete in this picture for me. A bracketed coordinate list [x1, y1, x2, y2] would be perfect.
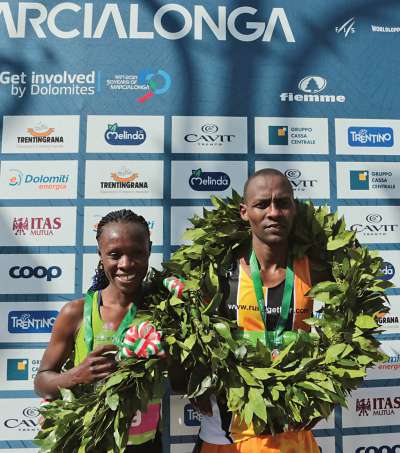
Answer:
[193, 168, 323, 453]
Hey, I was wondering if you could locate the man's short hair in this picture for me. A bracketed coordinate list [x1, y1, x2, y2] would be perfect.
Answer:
[243, 168, 294, 202]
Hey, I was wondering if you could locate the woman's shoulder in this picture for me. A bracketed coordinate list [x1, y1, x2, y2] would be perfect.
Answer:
[56, 298, 85, 331]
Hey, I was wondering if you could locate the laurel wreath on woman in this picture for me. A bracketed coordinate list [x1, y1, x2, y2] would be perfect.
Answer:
[35, 193, 389, 452]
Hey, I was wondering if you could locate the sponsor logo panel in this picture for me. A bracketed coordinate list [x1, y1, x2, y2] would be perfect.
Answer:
[0, 398, 41, 440]
[350, 170, 369, 190]
[86, 116, 164, 153]
[83, 206, 163, 246]
[0, 301, 65, 342]
[0, 349, 44, 391]
[105, 69, 171, 103]
[337, 206, 400, 244]
[343, 432, 400, 452]
[255, 161, 330, 199]
[169, 396, 201, 436]
[371, 24, 400, 33]
[2, 115, 79, 153]
[377, 295, 400, 334]
[335, 119, 400, 155]
[189, 168, 231, 191]
[337, 162, 400, 199]
[171, 206, 206, 246]
[0, 206, 76, 246]
[342, 387, 400, 427]
[0, 69, 97, 98]
[0, 160, 77, 199]
[171, 161, 247, 199]
[367, 340, 400, 380]
[280, 75, 346, 103]
[85, 160, 163, 199]
[171, 116, 247, 154]
[375, 250, 400, 288]
[82, 253, 163, 292]
[255, 117, 328, 154]
[348, 127, 393, 148]
[7, 310, 58, 334]
[0, 254, 75, 294]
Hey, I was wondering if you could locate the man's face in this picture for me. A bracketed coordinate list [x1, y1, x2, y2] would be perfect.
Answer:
[240, 174, 296, 245]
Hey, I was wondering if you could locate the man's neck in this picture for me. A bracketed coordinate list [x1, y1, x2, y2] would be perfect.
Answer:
[252, 236, 288, 271]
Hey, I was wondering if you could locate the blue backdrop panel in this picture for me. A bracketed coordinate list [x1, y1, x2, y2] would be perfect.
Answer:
[0, 1, 399, 452]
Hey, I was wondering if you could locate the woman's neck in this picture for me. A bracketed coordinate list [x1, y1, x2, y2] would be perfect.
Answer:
[100, 285, 135, 308]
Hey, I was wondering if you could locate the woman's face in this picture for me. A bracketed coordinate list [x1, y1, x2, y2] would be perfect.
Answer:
[97, 221, 150, 296]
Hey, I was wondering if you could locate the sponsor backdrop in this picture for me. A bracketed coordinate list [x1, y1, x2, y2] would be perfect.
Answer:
[0, 1, 399, 451]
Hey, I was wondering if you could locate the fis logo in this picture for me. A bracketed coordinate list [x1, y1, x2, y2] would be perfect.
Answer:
[350, 170, 369, 190]
[7, 359, 29, 380]
[268, 126, 288, 145]
[348, 127, 394, 147]
[335, 18, 356, 37]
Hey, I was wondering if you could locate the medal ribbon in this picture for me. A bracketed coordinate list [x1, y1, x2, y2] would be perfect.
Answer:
[84, 291, 137, 352]
[249, 250, 294, 352]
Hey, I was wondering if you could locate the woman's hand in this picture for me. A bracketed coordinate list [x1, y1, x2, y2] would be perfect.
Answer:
[34, 300, 119, 399]
[71, 344, 119, 385]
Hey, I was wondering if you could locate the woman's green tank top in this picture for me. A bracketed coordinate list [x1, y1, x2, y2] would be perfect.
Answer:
[74, 291, 103, 366]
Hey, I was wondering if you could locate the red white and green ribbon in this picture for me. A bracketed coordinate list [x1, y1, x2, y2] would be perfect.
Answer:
[119, 321, 165, 360]
[163, 276, 185, 298]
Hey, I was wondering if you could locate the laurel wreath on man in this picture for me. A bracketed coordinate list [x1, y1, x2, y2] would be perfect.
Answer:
[35, 192, 390, 452]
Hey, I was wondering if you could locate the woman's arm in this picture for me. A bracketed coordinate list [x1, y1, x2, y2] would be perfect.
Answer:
[34, 299, 117, 400]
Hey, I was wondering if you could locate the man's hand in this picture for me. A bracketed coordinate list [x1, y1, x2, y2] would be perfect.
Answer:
[70, 344, 118, 385]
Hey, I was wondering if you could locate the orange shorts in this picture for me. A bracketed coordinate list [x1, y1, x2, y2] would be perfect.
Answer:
[198, 431, 319, 453]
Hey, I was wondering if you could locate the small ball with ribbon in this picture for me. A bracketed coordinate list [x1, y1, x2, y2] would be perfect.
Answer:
[163, 276, 185, 298]
[118, 321, 166, 360]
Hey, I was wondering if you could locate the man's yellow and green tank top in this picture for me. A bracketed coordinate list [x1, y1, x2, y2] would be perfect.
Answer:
[198, 256, 319, 452]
